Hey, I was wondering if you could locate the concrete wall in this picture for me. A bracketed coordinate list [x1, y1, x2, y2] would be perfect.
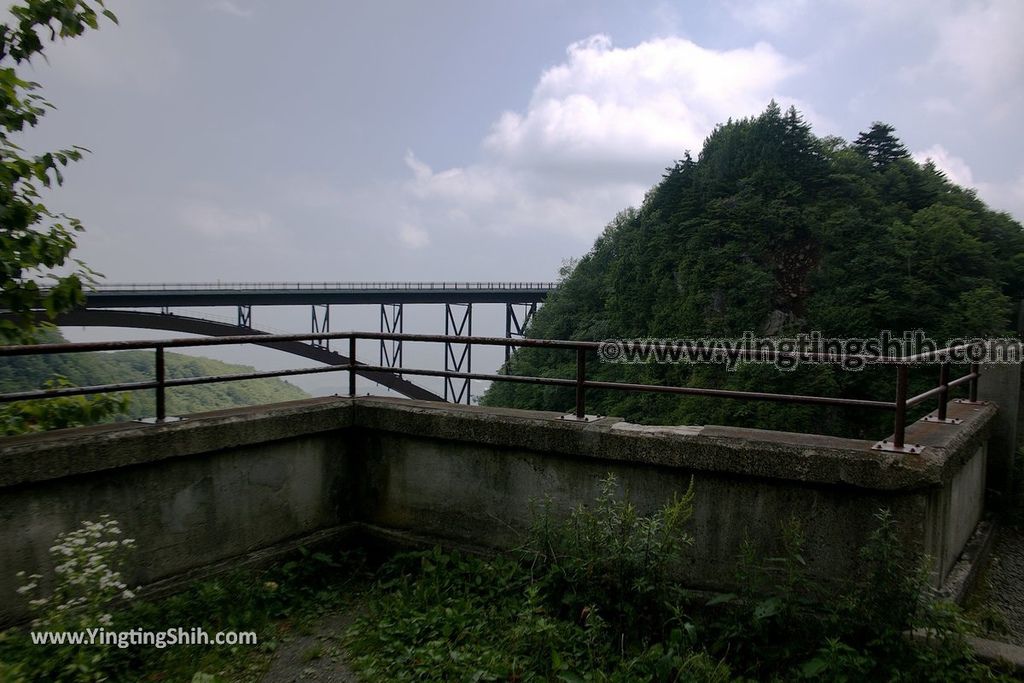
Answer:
[353, 398, 994, 592]
[977, 357, 1021, 509]
[0, 395, 997, 625]
[357, 430, 920, 590]
[0, 398, 355, 625]
[936, 446, 987, 578]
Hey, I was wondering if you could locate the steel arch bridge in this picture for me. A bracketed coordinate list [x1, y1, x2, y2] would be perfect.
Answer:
[51, 309, 443, 401]
[40, 282, 556, 403]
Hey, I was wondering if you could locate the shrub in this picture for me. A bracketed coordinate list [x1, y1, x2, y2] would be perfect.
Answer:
[524, 473, 695, 641]
[2, 516, 137, 682]
[0, 377, 129, 436]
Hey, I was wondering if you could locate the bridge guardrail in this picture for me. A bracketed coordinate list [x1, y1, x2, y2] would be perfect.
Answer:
[86, 282, 558, 292]
[0, 332, 983, 452]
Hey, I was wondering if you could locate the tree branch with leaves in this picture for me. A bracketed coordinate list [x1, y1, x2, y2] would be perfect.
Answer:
[0, 0, 117, 343]
[0, 1, 126, 434]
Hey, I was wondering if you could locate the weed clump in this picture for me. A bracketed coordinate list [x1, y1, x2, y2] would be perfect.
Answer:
[524, 473, 695, 640]
[347, 478, 1014, 682]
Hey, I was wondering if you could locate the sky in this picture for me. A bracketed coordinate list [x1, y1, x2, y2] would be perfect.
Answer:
[23, 0, 1024, 286]
[13, 0, 1024, 395]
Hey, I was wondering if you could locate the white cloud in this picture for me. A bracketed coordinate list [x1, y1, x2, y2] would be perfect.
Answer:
[977, 174, 1024, 220]
[405, 152, 502, 205]
[40, 1, 181, 94]
[483, 34, 801, 173]
[729, 0, 1023, 105]
[913, 145, 975, 187]
[825, 0, 1024, 118]
[651, 2, 683, 35]
[930, 0, 1024, 95]
[179, 202, 274, 239]
[403, 34, 803, 242]
[725, 0, 811, 33]
[913, 145, 1024, 219]
[208, 1, 254, 19]
[396, 222, 430, 249]
[403, 151, 646, 240]
[921, 97, 957, 116]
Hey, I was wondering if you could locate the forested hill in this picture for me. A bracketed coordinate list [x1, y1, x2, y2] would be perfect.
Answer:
[0, 329, 310, 420]
[483, 102, 1024, 436]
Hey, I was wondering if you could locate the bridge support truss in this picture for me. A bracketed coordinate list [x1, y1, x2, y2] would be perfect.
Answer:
[311, 304, 330, 350]
[237, 305, 252, 328]
[444, 303, 472, 404]
[380, 303, 403, 371]
[504, 302, 537, 363]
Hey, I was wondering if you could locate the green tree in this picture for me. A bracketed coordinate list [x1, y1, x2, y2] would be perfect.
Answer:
[0, 0, 117, 343]
[0, 2, 121, 434]
[853, 122, 910, 169]
[0, 375, 128, 435]
[484, 105, 1024, 438]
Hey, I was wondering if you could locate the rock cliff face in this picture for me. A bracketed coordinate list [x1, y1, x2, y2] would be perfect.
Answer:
[482, 104, 1024, 436]
[762, 310, 799, 337]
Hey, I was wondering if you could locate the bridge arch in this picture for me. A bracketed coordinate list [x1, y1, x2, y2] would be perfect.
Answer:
[52, 309, 443, 402]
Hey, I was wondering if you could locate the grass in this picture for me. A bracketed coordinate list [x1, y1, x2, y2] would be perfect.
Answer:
[340, 479, 1022, 682]
[3, 475, 1022, 681]
[344, 546, 733, 682]
[341, 546, 1020, 682]
[0, 547, 374, 682]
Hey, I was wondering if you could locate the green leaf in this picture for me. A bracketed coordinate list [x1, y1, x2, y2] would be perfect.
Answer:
[800, 657, 828, 678]
[706, 592, 737, 607]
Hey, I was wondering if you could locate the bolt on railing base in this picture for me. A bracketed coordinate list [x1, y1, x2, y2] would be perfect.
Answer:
[136, 416, 186, 425]
[559, 413, 603, 423]
[871, 440, 925, 454]
[953, 398, 989, 405]
[922, 415, 964, 425]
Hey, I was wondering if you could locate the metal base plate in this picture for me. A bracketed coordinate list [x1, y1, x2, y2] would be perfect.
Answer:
[872, 440, 925, 454]
[136, 416, 185, 424]
[953, 399, 988, 405]
[922, 416, 964, 425]
[560, 413, 603, 423]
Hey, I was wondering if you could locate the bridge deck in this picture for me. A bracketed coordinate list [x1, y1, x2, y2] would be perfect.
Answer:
[84, 282, 555, 307]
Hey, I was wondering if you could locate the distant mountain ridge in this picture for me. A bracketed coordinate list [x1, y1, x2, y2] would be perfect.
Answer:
[0, 329, 309, 420]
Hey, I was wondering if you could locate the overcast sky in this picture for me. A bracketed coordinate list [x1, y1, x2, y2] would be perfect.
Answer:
[20, 0, 1022, 288]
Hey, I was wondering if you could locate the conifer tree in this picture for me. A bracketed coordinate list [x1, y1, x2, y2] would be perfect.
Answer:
[853, 122, 910, 169]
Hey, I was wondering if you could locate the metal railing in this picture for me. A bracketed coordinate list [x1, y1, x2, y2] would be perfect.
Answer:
[89, 282, 557, 292]
[0, 332, 982, 449]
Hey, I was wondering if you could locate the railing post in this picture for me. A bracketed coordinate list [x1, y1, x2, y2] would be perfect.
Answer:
[937, 361, 949, 421]
[348, 336, 357, 397]
[575, 347, 586, 419]
[155, 346, 166, 422]
[894, 364, 908, 449]
[969, 362, 980, 402]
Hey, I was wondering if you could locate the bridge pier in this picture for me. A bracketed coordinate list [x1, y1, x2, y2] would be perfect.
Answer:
[237, 305, 252, 328]
[505, 302, 537, 363]
[380, 304, 403, 372]
[444, 303, 472, 404]
[311, 304, 330, 350]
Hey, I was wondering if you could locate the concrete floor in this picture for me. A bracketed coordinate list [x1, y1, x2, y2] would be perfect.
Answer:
[259, 608, 361, 683]
[974, 525, 1024, 646]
